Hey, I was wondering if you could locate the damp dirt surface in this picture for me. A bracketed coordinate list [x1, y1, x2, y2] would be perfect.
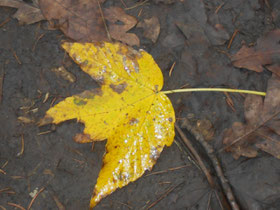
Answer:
[1, 0, 280, 209]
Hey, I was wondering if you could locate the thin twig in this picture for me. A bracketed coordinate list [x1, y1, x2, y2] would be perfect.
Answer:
[11, 49, 22, 65]
[215, 2, 225, 14]
[37, 130, 52, 135]
[0, 205, 6, 210]
[0, 188, 12, 193]
[0, 169, 6, 174]
[174, 139, 200, 168]
[119, 0, 127, 8]
[214, 189, 225, 210]
[51, 194, 66, 210]
[145, 164, 190, 177]
[146, 182, 184, 209]
[17, 134, 24, 157]
[96, 0, 111, 41]
[168, 61, 176, 77]
[114, 200, 133, 209]
[227, 29, 239, 49]
[27, 187, 45, 210]
[175, 123, 215, 188]
[1, 160, 8, 168]
[32, 33, 45, 52]
[125, 0, 150, 10]
[207, 190, 213, 210]
[7, 203, 25, 210]
[0, 17, 10, 27]
[180, 119, 240, 210]
[0, 64, 4, 104]
[224, 92, 236, 112]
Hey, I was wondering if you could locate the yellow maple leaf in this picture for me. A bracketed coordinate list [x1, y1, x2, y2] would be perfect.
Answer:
[40, 42, 175, 208]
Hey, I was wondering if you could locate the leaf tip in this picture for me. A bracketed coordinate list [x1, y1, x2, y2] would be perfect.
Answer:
[61, 41, 73, 51]
[89, 192, 101, 209]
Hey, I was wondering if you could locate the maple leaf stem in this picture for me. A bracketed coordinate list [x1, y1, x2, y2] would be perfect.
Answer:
[161, 88, 266, 96]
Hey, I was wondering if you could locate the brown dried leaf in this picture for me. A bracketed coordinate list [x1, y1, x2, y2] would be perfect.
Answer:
[256, 138, 280, 159]
[223, 122, 258, 159]
[39, 0, 108, 42]
[0, 0, 44, 24]
[223, 74, 280, 159]
[244, 94, 263, 126]
[104, 7, 139, 46]
[231, 29, 280, 76]
[39, 1, 139, 46]
[137, 16, 160, 43]
[51, 66, 76, 83]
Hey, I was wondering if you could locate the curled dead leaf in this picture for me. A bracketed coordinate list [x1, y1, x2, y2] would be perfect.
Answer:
[104, 7, 139, 46]
[0, 0, 44, 24]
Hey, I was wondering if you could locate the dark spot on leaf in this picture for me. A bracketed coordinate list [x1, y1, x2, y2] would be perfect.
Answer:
[81, 60, 88, 67]
[73, 98, 87, 106]
[168, 117, 173, 122]
[104, 121, 108, 125]
[129, 118, 139, 125]
[110, 82, 128, 94]
[78, 89, 102, 99]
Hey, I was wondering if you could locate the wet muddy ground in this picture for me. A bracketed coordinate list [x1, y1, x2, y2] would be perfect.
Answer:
[1, 0, 280, 209]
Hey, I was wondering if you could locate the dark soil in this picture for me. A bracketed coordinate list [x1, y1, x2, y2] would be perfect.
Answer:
[1, 0, 280, 209]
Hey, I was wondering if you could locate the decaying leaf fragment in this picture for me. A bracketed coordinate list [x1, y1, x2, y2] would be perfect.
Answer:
[0, 0, 44, 24]
[104, 7, 140, 46]
[39, 0, 139, 46]
[51, 66, 76, 83]
[181, 117, 214, 141]
[137, 16, 160, 43]
[223, 74, 280, 159]
[232, 29, 280, 76]
[39, 0, 107, 42]
[40, 42, 175, 208]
